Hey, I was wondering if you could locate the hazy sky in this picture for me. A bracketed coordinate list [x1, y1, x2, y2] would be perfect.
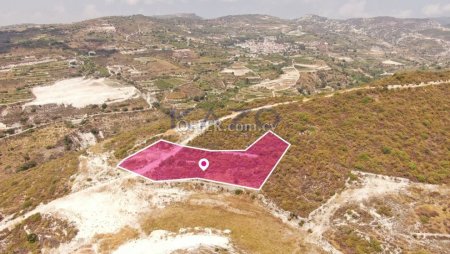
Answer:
[1, 0, 450, 26]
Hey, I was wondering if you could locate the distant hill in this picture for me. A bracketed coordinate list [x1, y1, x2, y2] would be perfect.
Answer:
[433, 17, 450, 25]
[153, 13, 203, 20]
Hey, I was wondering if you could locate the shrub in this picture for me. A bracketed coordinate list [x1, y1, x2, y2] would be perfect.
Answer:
[348, 172, 358, 182]
[17, 161, 37, 172]
[64, 135, 73, 150]
[22, 200, 33, 209]
[376, 205, 393, 217]
[381, 146, 392, 154]
[27, 233, 38, 243]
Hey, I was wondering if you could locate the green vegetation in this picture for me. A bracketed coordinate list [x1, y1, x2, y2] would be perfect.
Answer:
[370, 70, 450, 87]
[2, 212, 77, 254]
[80, 58, 110, 77]
[154, 78, 186, 90]
[17, 161, 37, 172]
[334, 226, 383, 254]
[247, 61, 285, 80]
[26, 233, 38, 243]
[190, 84, 450, 216]
[104, 115, 171, 159]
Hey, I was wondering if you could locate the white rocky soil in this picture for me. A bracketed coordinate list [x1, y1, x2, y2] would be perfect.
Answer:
[73, 132, 97, 150]
[0, 150, 191, 253]
[113, 229, 234, 254]
[382, 60, 404, 66]
[24, 77, 139, 108]
[251, 66, 300, 91]
[221, 65, 252, 76]
[304, 172, 410, 254]
[387, 79, 450, 90]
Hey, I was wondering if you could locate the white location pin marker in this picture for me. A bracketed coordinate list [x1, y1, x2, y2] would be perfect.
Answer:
[198, 158, 209, 171]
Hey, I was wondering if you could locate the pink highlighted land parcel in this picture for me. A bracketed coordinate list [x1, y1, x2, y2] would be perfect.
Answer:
[118, 131, 290, 190]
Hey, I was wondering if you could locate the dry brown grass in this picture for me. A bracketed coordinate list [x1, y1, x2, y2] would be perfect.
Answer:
[0, 151, 79, 215]
[140, 193, 321, 254]
[93, 226, 140, 254]
[0, 123, 71, 175]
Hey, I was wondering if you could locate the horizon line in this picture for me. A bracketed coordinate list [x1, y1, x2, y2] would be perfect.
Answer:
[1, 13, 448, 28]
